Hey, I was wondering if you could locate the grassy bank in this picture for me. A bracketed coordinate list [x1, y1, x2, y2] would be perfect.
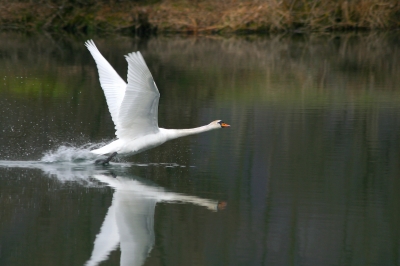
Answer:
[1, 0, 400, 34]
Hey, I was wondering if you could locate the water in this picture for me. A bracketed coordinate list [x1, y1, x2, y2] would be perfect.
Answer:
[1, 32, 400, 266]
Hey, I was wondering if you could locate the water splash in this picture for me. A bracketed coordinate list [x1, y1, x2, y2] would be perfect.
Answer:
[39, 143, 195, 168]
[40, 143, 103, 163]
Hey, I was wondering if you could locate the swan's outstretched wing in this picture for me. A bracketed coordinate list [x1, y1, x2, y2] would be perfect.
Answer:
[85, 40, 127, 133]
[85, 192, 119, 266]
[116, 52, 160, 139]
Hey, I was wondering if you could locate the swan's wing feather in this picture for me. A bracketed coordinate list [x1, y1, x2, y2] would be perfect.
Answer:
[84, 183, 120, 266]
[85, 40, 127, 132]
[116, 52, 160, 139]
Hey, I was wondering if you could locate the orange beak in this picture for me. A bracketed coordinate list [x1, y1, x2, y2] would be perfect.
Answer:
[217, 201, 227, 210]
[221, 122, 230, 128]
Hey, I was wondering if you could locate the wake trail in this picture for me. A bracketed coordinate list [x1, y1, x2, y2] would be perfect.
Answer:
[0, 143, 194, 169]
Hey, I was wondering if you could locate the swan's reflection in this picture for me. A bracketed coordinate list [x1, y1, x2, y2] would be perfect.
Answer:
[86, 174, 226, 266]
[0, 159, 225, 265]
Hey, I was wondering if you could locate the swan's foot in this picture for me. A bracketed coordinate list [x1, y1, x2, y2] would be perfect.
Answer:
[95, 152, 118, 166]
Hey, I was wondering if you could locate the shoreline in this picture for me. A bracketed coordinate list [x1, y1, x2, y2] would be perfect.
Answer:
[1, 1, 399, 34]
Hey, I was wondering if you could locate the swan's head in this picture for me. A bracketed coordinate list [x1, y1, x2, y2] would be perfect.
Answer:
[210, 120, 230, 129]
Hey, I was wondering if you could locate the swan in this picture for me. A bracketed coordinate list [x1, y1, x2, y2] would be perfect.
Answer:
[86, 174, 226, 266]
[85, 40, 230, 165]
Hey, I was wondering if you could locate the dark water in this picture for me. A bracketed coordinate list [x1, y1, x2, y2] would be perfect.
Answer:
[1, 32, 400, 266]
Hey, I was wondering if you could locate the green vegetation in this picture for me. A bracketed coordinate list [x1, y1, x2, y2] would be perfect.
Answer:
[0, 0, 399, 34]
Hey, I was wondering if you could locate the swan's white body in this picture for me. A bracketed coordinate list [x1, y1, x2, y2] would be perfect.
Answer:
[85, 40, 229, 157]
[85, 174, 222, 266]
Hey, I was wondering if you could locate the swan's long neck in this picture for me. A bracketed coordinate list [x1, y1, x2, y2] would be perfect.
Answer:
[161, 193, 219, 211]
[163, 124, 217, 141]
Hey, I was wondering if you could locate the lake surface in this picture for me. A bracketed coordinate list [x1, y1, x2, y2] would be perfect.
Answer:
[1, 32, 400, 266]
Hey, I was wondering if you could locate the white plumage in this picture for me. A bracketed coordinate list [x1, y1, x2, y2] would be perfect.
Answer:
[84, 40, 229, 163]
[85, 174, 223, 266]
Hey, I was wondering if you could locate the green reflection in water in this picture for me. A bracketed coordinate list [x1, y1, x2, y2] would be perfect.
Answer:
[4, 76, 69, 97]
[1, 32, 400, 107]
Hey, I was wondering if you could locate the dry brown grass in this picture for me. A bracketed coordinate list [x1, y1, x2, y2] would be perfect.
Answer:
[0, 0, 399, 33]
[151, 0, 400, 32]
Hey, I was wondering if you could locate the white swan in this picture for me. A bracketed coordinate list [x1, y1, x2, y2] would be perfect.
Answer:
[85, 174, 226, 266]
[85, 40, 230, 165]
